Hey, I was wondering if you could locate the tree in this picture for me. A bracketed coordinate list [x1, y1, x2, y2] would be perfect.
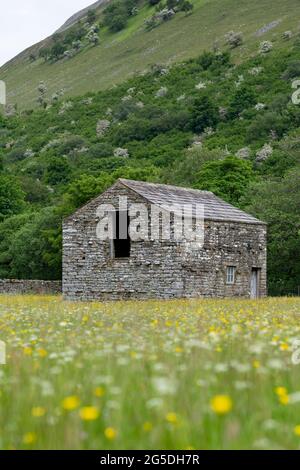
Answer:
[37, 81, 48, 108]
[244, 166, 300, 295]
[178, 0, 194, 15]
[87, 9, 97, 24]
[87, 31, 99, 46]
[225, 31, 243, 48]
[65, 173, 113, 209]
[103, 2, 128, 32]
[0, 213, 33, 278]
[7, 208, 62, 280]
[39, 47, 50, 62]
[0, 175, 25, 221]
[45, 157, 71, 185]
[166, 147, 226, 186]
[229, 86, 256, 118]
[194, 156, 256, 205]
[108, 14, 127, 32]
[50, 42, 65, 61]
[190, 95, 219, 133]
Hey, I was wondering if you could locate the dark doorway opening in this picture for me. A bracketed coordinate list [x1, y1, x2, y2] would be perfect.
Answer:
[113, 211, 131, 258]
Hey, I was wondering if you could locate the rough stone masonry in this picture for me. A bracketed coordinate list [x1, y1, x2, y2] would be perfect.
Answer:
[63, 179, 267, 301]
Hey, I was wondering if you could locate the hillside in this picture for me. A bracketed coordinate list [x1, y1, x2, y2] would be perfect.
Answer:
[2, 0, 300, 109]
[1, 21, 300, 296]
[56, 0, 108, 33]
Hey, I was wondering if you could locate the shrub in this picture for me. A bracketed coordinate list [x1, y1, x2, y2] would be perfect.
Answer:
[247, 112, 288, 142]
[190, 95, 219, 133]
[89, 143, 113, 158]
[0, 175, 25, 221]
[282, 61, 300, 80]
[229, 86, 256, 118]
[225, 31, 243, 48]
[259, 41, 273, 54]
[194, 156, 255, 205]
[103, 1, 131, 32]
[45, 157, 71, 185]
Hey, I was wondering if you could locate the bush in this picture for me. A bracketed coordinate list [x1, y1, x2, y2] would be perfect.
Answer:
[45, 157, 71, 185]
[229, 86, 256, 118]
[282, 61, 300, 80]
[89, 143, 113, 158]
[194, 156, 256, 205]
[0, 175, 25, 221]
[247, 112, 288, 142]
[225, 31, 243, 48]
[103, 1, 134, 32]
[190, 95, 219, 133]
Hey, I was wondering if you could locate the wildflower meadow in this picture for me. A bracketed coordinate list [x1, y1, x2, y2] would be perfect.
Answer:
[1, 295, 300, 450]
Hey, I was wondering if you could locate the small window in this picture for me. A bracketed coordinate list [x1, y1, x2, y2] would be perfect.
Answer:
[226, 266, 236, 285]
[112, 211, 131, 258]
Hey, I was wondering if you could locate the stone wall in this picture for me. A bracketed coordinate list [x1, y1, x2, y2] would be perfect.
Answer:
[0, 280, 62, 295]
[63, 181, 267, 301]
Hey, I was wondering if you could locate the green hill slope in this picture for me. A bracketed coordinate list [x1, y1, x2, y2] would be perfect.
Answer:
[1, 34, 300, 294]
[2, 0, 300, 109]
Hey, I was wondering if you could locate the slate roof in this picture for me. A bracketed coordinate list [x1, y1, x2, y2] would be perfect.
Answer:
[119, 179, 265, 225]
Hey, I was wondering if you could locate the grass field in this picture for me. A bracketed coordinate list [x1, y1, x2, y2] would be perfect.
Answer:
[1, 295, 300, 449]
[2, 0, 300, 109]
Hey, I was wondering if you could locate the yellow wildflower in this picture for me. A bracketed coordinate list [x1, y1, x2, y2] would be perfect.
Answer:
[275, 387, 289, 405]
[275, 387, 288, 397]
[31, 407, 46, 418]
[279, 394, 289, 405]
[143, 421, 153, 432]
[105, 427, 117, 440]
[210, 395, 233, 415]
[62, 395, 80, 411]
[294, 425, 300, 436]
[23, 432, 37, 445]
[94, 386, 105, 397]
[23, 346, 32, 356]
[79, 406, 100, 421]
[38, 348, 47, 358]
[166, 412, 178, 424]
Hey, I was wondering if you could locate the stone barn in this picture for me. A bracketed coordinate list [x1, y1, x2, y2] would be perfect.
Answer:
[63, 179, 267, 301]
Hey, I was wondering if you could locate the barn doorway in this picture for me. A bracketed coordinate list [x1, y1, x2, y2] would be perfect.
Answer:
[250, 268, 261, 299]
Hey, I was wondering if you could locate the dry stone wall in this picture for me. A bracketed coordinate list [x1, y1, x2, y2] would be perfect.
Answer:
[0, 280, 62, 295]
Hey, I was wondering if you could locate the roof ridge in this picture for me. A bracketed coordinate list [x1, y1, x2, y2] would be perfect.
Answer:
[118, 178, 214, 195]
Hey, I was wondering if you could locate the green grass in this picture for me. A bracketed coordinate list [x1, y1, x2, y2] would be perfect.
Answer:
[2, 0, 300, 109]
[1, 295, 300, 449]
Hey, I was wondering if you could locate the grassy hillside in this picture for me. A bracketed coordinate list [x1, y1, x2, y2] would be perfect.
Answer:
[2, 0, 300, 109]
[1, 32, 300, 294]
